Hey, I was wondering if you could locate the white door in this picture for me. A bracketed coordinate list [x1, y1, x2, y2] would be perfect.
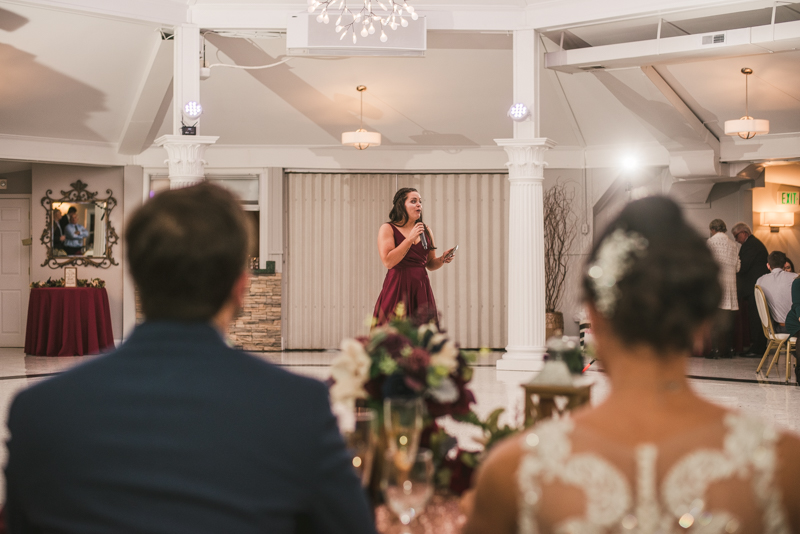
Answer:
[0, 199, 30, 347]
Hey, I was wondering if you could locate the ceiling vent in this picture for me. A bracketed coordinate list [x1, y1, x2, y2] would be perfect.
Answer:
[286, 13, 426, 57]
[701, 33, 726, 45]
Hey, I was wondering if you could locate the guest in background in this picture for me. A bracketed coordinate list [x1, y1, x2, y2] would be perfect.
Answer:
[732, 222, 770, 357]
[463, 197, 800, 533]
[59, 206, 73, 235]
[756, 250, 796, 333]
[783, 276, 800, 384]
[706, 218, 739, 358]
[51, 209, 66, 254]
[785, 257, 795, 273]
[5, 183, 376, 534]
[63, 210, 89, 255]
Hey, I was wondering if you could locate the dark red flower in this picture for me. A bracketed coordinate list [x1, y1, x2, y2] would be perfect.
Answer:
[442, 450, 476, 495]
[377, 333, 412, 360]
[426, 380, 476, 418]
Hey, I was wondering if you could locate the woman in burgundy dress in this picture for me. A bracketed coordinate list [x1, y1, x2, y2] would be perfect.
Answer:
[373, 188, 456, 326]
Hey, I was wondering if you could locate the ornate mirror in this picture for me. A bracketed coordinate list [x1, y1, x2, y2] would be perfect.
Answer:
[40, 180, 119, 268]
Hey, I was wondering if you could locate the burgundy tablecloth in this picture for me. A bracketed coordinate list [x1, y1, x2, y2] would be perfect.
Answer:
[24, 288, 114, 356]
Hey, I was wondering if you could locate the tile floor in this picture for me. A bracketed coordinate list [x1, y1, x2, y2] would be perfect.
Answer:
[0, 347, 797, 502]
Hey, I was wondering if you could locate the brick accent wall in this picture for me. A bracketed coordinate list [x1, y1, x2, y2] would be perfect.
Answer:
[135, 273, 282, 351]
[228, 273, 282, 351]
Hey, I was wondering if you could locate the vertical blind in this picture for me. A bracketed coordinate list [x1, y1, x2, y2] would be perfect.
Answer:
[285, 172, 509, 349]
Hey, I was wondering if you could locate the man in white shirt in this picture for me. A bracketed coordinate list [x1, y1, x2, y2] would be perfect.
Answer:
[756, 250, 796, 331]
[707, 219, 739, 358]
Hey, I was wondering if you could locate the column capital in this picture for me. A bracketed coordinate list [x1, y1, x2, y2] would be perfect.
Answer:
[495, 138, 557, 182]
[154, 135, 219, 189]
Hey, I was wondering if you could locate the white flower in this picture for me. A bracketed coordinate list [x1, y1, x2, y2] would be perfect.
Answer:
[430, 340, 459, 374]
[329, 338, 371, 405]
[587, 229, 648, 317]
[429, 376, 459, 403]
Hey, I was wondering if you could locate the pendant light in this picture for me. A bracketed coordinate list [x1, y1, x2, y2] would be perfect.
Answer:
[342, 85, 381, 150]
[724, 68, 769, 139]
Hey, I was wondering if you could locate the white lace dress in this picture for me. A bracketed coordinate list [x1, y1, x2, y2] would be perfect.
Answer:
[517, 413, 790, 534]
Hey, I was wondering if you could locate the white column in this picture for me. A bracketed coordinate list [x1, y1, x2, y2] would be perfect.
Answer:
[157, 24, 216, 190]
[173, 24, 201, 136]
[154, 135, 219, 189]
[495, 139, 556, 371]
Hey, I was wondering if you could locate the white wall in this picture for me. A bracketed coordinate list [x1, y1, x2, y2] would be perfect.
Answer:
[31, 164, 125, 341]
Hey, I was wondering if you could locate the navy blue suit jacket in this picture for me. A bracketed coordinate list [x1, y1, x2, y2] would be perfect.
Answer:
[5, 322, 376, 534]
[737, 234, 769, 299]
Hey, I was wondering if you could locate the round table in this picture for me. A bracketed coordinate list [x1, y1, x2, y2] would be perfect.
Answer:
[24, 287, 114, 356]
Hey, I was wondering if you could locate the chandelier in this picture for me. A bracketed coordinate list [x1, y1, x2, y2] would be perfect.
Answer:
[308, 0, 418, 43]
[724, 67, 769, 140]
[342, 85, 381, 150]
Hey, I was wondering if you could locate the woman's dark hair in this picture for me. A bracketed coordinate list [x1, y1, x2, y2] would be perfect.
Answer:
[126, 182, 251, 322]
[388, 187, 435, 249]
[785, 257, 795, 273]
[582, 196, 721, 355]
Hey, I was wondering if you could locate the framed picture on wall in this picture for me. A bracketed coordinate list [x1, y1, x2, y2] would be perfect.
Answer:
[64, 267, 77, 288]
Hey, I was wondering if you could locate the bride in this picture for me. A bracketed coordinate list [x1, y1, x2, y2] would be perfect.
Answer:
[463, 196, 800, 533]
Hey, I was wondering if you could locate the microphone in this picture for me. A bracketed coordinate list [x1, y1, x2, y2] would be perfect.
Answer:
[417, 219, 428, 249]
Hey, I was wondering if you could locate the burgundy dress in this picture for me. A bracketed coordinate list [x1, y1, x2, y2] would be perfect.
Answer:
[373, 224, 438, 326]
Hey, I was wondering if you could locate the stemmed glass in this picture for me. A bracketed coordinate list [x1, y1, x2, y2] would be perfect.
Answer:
[383, 397, 424, 471]
[381, 448, 434, 529]
[342, 408, 378, 487]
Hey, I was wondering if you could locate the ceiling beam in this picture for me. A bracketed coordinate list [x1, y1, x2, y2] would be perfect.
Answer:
[118, 36, 173, 155]
[545, 20, 800, 73]
[3, 0, 187, 25]
[529, 0, 777, 32]
[641, 65, 719, 145]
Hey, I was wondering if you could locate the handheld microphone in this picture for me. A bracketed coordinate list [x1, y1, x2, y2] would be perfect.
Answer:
[417, 219, 428, 249]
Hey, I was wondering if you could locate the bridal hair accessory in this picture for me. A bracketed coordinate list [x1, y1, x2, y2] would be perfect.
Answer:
[587, 229, 648, 317]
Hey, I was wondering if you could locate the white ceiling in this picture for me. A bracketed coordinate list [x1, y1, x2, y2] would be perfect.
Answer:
[0, 0, 799, 173]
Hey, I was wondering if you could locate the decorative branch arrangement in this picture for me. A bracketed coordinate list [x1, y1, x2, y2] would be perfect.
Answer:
[308, 0, 418, 44]
[543, 182, 579, 313]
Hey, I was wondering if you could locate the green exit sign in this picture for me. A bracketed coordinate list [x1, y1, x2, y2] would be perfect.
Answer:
[779, 192, 799, 205]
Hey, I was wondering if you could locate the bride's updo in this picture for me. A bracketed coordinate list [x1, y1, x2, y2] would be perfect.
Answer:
[582, 196, 721, 354]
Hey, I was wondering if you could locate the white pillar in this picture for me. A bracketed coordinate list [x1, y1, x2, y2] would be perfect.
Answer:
[156, 24, 217, 190]
[154, 135, 219, 189]
[173, 24, 201, 136]
[495, 139, 556, 371]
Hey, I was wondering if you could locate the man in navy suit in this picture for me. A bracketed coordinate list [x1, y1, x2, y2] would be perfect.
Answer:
[732, 222, 770, 357]
[5, 183, 376, 534]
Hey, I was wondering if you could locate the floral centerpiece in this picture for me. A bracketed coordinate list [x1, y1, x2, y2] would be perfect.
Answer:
[31, 277, 106, 288]
[330, 310, 515, 495]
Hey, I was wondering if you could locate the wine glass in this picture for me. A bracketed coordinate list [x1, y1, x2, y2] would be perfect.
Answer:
[342, 408, 377, 487]
[383, 397, 424, 470]
[381, 448, 434, 528]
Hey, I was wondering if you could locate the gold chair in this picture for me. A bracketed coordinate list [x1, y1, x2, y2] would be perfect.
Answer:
[753, 285, 796, 382]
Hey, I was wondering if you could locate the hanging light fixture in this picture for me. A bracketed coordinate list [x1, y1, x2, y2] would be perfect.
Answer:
[342, 85, 381, 150]
[724, 68, 769, 139]
[308, 0, 417, 44]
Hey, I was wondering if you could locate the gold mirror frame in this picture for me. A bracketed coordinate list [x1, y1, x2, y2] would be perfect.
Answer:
[40, 180, 119, 268]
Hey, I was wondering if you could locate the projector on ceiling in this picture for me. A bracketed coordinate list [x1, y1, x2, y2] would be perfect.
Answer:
[286, 13, 426, 57]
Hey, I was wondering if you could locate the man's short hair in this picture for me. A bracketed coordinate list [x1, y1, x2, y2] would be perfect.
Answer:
[126, 182, 250, 322]
[67, 207, 77, 214]
[709, 219, 727, 233]
[731, 222, 751, 237]
[768, 250, 788, 270]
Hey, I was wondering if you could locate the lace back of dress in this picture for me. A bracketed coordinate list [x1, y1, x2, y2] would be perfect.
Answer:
[517, 413, 790, 534]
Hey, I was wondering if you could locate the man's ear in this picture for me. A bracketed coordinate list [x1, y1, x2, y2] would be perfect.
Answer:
[231, 270, 250, 310]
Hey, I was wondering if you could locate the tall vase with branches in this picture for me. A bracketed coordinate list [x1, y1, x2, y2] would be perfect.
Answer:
[543, 182, 578, 338]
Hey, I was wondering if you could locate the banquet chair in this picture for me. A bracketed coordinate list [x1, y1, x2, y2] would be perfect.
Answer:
[754, 285, 796, 382]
